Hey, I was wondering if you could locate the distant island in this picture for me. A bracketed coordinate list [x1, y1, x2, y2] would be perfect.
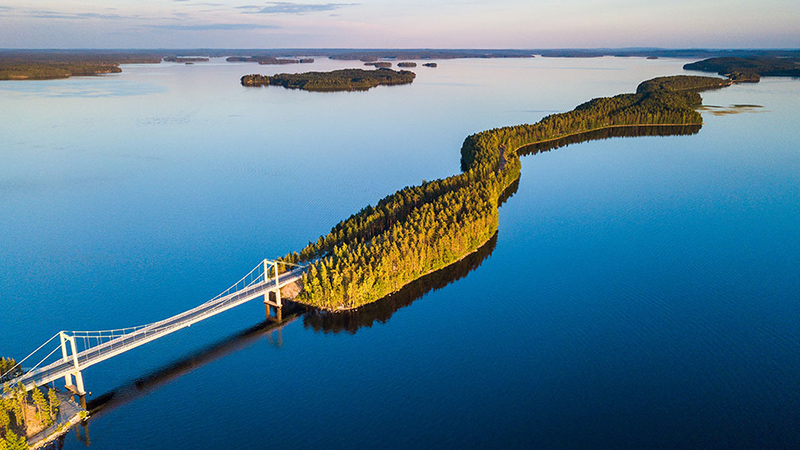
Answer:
[226, 56, 314, 65]
[270, 75, 735, 310]
[163, 57, 209, 63]
[327, 50, 535, 60]
[423, 63, 438, 68]
[397, 62, 417, 68]
[683, 56, 800, 82]
[241, 68, 416, 92]
[364, 61, 392, 68]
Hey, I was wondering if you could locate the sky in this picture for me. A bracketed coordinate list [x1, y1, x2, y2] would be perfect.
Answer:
[0, 0, 798, 49]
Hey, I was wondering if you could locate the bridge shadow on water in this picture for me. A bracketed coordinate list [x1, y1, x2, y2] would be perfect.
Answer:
[86, 314, 301, 420]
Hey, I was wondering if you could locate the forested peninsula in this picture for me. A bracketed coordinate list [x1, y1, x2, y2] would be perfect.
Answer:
[0, 52, 161, 80]
[273, 75, 732, 310]
[240, 68, 416, 91]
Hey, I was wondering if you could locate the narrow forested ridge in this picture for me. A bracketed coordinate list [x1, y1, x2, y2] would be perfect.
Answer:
[274, 75, 729, 310]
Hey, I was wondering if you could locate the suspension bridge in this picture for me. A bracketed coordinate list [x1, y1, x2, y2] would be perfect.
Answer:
[1, 259, 305, 402]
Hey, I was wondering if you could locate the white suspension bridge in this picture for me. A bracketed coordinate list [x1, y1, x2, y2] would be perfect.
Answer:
[2, 259, 304, 403]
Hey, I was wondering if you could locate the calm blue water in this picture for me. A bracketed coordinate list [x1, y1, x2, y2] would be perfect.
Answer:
[1, 57, 798, 449]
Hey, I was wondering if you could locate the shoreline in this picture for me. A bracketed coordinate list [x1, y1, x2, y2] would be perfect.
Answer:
[28, 399, 87, 450]
[30, 413, 86, 450]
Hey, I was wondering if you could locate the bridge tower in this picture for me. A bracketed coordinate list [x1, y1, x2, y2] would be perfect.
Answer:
[263, 260, 283, 322]
[59, 331, 87, 408]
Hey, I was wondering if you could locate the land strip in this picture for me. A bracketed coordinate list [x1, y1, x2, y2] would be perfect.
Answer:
[274, 75, 734, 310]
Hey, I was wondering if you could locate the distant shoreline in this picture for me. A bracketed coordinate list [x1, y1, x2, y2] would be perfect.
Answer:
[2, 49, 798, 81]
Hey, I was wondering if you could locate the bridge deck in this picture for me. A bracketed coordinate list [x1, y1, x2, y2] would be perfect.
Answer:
[14, 267, 304, 389]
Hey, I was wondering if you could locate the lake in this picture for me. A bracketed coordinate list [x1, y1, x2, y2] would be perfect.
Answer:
[1, 56, 798, 449]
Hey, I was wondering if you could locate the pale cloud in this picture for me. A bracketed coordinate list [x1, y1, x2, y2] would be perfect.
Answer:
[241, 2, 359, 15]
[150, 23, 280, 30]
[1, 0, 799, 48]
[26, 11, 132, 20]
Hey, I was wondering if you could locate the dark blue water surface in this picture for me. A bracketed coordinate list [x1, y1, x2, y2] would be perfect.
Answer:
[1, 57, 798, 450]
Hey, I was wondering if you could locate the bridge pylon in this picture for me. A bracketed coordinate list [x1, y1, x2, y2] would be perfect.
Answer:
[59, 331, 87, 407]
[263, 259, 284, 322]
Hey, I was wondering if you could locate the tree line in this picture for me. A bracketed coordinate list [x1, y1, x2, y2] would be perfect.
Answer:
[277, 75, 726, 310]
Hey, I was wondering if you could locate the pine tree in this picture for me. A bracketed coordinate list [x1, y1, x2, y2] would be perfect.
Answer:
[0, 407, 10, 434]
[11, 385, 25, 428]
[47, 390, 60, 423]
[3, 429, 27, 450]
[30, 389, 46, 424]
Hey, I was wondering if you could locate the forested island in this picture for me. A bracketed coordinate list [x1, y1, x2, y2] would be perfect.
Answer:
[684, 56, 800, 82]
[270, 75, 732, 310]
[226, 56, 314, 65]
[241, 68, 416, 91]
[163, 57, 209, 63]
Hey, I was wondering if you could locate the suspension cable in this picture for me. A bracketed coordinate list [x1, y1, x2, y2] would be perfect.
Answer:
[0, 332, 61, 380]
[18, 345, 63, 379]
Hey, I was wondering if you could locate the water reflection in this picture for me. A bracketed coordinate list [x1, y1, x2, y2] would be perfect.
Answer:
[303, 232, 499, 334]
[498, 176, 520, 207]
[518, 124, 702, 157]
[697, 104, 765, 116]
[0, 79, 165, 98]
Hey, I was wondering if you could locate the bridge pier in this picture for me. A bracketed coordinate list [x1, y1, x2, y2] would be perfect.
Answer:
[264, 290, 282, 322]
